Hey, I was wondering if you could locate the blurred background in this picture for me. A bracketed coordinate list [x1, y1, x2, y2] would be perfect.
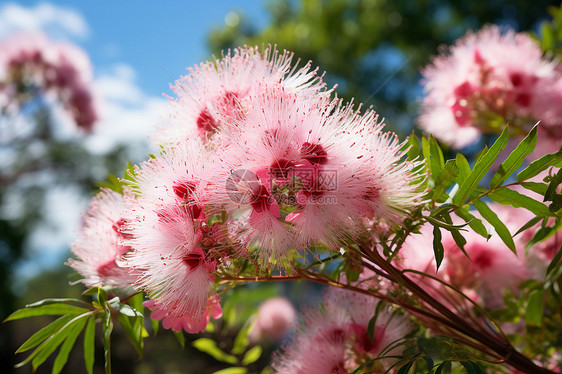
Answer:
[0, 0, 558, 373]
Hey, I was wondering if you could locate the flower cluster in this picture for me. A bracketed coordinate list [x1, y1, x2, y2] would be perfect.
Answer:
[418, 25, 562, 150]
[68, 46, 425, 333]
[272, 287, 410, 374]
[0, 32, 98, 130]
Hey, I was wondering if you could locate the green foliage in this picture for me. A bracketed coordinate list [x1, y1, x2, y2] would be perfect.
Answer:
[5, 287, 149, 374]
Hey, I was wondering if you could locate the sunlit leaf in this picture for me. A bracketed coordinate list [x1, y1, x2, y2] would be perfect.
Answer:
[16, 315, 73, 353]
[5, 303, 90, 321]
[453, 127, 509, 206]
[525, 289, 545, 327]
[193, 338, 238, 364]
[488, 187, 552, 217]
[517, 150, 562, 181]
[241, 345, 262, 365]
[473, 199, 516, 253]
[52, 315, 89, 374]
[84, 316, 95, 374]
[490, 124, 538, 188]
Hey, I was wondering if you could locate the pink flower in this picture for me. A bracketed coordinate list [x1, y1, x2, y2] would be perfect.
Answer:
[151, 45, 332, 146]
[0, 31, 99, 131]
[144, 294, 222, 333]
[210, 90, 424, 263]
[272, 287, 410, 373]
[122, 141, 232, 330]
[67, 189, 135, 288]
[249, 297, 296, 343]
[419, 25, 561, 149]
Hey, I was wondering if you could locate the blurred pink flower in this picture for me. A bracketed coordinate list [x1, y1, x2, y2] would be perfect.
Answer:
[0, 31, 99, 130]
[419, 25, 561, 149]
[249, 297, 296, 343]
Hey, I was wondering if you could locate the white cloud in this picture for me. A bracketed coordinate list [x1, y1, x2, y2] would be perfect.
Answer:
[0, 2, 89, 39]
[87, 63, 167, 155]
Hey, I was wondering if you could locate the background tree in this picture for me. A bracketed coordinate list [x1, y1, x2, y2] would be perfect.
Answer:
[208, 0, 559, 137]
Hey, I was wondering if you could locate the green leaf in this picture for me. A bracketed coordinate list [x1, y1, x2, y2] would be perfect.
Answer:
[490, 124, 538, 188]
[425, 215, 467, 231]
[173, 330, 185, 349]
[460, 361, 485, 374]
[525, 289, 545, 326]
[546, 246, 562, 278]
[397, 360, 414, 374]
[440, 212, 468, 258]
[150, 319, 159, 336]
[402, 131, 420, 161]
[433, 225, 444, 271]
[520, 182, 549, 196]
[212, 368, 248, 374]
[423, 136, 444, 183]
[453, 127, 509, 206]
[488, 187, 552, 217]
[52, 315, 88, 374]
[117, 312, 144, 358]
[517, 150, 562, 181]
[455, 154, 471, 186]
[102, 307, 113, 374]
[25, 298, 91, 308]
[5, 303, 90, 321]
[192, 338, 238, 364]
[24, 313, 90, 371]
[232, 323, 251, 355]
[435, 360, 452, 374]
[432, 159, 459, 202]
[241, 345, 262, 365]
[514, 216, 543, 237]
[16, 315, 73, 353]
[454, 208, 490, 239]
[473, 199, 516, 253]
[84, 316, 95, 374]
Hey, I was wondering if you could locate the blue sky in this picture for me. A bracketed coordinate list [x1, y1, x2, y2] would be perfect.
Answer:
[0, 1, 269, 282]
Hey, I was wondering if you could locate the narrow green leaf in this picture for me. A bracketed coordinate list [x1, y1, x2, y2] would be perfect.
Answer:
[544, 168, 562, 202]
[397, 360, 414, 374]
[440, 212, 468, 258]
[453, 127, 509, 206]
[490, 124, 538, 188]
[525, 289, 545, 326]
[460, 361, 485, 374]
[517, 149, 562, 181]
[546, 246, 562, 278]
[425, 215, 467, 231]
[488, 187, 552, 217]
[232, 323, 251, 355]
[432, 160, 459, 202]
[454, 208, 490, 239]
[25, 298, 91, 308]
[52, 315, 88, 374]
[5, 303, 90, 321]
[118, 313, 144, 358]
[455, 153, 471, 186]
[192, 338, 238, 364]
[28, 313, 90, 371]
[433, 225, 444, 271]
[402, 131, 420, 161]
[173, 331, 185, 349]
[473, 200, 516, 253]
[514, 216, 543, 237]
[102, 308, 113, 374]
[16, 315, 73, 353]
[520, 182, 549, 196]
[150, 318, 159, 336]
[84, 316, 95, 374]
[241, 345, 262, 365]
[435, 360, 452, 374]
[212, 368, 248, 374]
